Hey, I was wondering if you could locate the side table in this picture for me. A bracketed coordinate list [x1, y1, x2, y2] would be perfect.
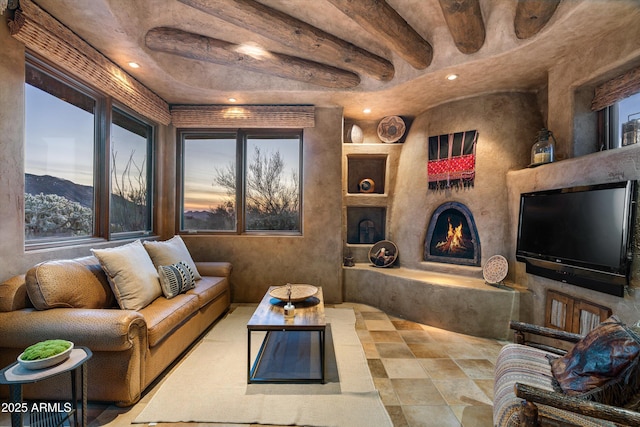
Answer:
[0, 346, 92, 427]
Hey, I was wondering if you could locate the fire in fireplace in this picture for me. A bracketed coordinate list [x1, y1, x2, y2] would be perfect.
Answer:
[424, 202, 481, 266]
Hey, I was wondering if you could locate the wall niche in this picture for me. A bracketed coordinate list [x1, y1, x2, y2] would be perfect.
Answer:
[347, 207, 386, 244]
[347, 155, 386, 194]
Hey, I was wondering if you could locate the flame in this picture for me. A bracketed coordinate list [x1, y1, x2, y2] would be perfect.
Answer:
[435, 217, 467, 253]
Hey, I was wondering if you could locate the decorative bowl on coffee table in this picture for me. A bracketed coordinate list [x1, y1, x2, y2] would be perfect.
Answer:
[269, 284, 318, 302]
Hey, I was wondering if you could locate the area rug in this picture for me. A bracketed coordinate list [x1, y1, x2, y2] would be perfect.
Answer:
[134, 306, 392, 427]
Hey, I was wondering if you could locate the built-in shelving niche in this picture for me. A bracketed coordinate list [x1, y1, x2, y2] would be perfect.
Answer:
[346, 207, 386, 244]
[347, 155, 386, 194]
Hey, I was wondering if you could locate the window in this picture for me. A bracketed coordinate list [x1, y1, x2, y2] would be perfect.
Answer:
[24, 57, 155, 246]
[110, 108, 153, 235]
[179, 130, 302, 234]
[599, 91, 640, 150]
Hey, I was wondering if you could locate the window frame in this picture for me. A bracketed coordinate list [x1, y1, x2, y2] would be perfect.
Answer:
[597, 91, 640, 151]
[24, 53, 157, 250]
[177, 128, 303, 235]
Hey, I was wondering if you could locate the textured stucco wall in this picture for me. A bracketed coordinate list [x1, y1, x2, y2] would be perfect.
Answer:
[389, 92, 543, 280]
[507, 146, 640, 327]
[546, 12, 640, 160]
[0, 19, 343, 304]
[183, 107, 345, 303]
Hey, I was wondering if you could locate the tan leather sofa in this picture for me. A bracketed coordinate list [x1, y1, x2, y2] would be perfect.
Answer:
[0, 256, 231, 406]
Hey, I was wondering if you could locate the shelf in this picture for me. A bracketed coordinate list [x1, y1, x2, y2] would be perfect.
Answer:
[347, 155, 386, 194]
[346, 207, 386, 244]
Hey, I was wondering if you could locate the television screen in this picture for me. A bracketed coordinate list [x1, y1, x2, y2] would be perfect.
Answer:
[516, 181, 635, 297]
[516, 181, 635, 296]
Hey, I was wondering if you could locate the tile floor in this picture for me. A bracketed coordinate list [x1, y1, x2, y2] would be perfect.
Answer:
[1, 303, 508, 427]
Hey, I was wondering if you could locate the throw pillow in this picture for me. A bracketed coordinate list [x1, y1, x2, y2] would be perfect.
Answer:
[25, 256, 115, 310]
[91, 240, 162, 311]
[158, 261, 196, 299]
[143, 236, 202, 280]
[550, 315, 640, 406]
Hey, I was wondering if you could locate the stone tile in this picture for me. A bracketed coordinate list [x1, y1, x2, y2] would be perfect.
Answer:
[376, 342, 415, 358]
[365, 319, 397, 331]
[441, 343, 487, 359]
[419, 358, 467, 379]
[368, 358, 388, 378]
[399, 329, 434, 344]
[422, 326, 470, 343]
[454, 359, 495, 379]
[474, 379, 494, 400]
[432, 379, 493, 406]
[384, 405, 409, 427]
[354, 315, 368, 330]
[392, 319, 425, 330]
[452, 404, 494, 427]
[477, 342, 505, 361]
[402, 405, 462, 427]
[356, 328, 374, 343]
[382, 358, 429, 379]
[374, 377, 400, 405]
[407, 343, 450, 358]
[350, 303, 384, 313]
[362, 311, 390, 320]
[371, 330, 404, 343]
[391, 378, 446, 405]
[362, 341, 380, 358]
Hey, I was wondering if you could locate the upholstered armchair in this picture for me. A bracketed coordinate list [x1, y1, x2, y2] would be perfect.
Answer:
[494, 320, 640, 426]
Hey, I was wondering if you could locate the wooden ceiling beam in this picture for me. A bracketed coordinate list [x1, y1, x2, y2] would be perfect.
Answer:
[438, 0, 485, 54]
[326, 0, 433, 70]
[178, 0, 394, 82]
[145, 27, 360, 88]
[514, 0, 561, 39]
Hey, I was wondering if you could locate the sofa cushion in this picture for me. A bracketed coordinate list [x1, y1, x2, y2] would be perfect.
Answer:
[494, 344, 616, 427]
[0, 274, 33, 312]
[25, 256, 115, 310]
[186, 276, 228, 309]
[143, 236, 201, 280]
[139, 293, 199, 347]
[158, 261, 196, 299]
[92, 240, 162, 311]
[550, 315, 640, 406]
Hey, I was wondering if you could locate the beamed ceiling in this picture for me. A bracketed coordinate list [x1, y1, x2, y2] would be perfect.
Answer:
[26, 0, 640, 120]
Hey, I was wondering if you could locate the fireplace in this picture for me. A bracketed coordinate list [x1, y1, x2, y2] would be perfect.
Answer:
[424, 202, 481, 266]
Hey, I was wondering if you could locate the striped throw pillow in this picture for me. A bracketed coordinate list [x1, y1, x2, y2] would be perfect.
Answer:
[157, 261, 196, 299]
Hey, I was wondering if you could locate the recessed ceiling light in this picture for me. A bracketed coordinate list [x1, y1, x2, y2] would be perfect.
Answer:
[236, 43, 270, 59]
[446, 74, 458, 81]
[228, 97, 237, 103]
[128, 62, 140, 69]
[363, 108, 371, 114]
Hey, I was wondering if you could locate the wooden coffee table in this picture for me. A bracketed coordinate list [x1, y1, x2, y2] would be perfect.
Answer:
[247, 286, 325, 383]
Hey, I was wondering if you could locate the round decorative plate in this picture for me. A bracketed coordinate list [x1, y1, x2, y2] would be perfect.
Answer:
[269, 284, 318, 302]
[483, 255, 508, 284]
[18, 341, 74, 370]
[377, 116, 406, 143]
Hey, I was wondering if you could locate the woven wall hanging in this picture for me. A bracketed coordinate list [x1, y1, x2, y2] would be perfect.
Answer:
[427, 130, 478, 190]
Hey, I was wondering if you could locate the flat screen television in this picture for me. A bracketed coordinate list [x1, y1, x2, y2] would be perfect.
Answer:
[516, 180, 636, 297]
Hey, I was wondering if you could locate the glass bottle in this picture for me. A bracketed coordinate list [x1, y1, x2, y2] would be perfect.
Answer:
[531, 128, 556, 165]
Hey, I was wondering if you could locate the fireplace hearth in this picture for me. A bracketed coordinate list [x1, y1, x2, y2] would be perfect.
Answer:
[424, 202, 481, 266]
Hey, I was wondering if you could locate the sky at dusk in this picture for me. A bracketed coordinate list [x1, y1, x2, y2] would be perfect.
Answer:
[25, 84, 147, 189]
[25, 84, 300, 213]
[183, 136, 300, 212]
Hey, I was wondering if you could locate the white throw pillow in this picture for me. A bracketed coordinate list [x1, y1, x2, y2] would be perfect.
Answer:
[91, 240, 162, 310]
[143, 236, 202, 280]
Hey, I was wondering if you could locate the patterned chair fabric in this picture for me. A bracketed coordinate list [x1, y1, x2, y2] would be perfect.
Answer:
[493, 344, 617, 427]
